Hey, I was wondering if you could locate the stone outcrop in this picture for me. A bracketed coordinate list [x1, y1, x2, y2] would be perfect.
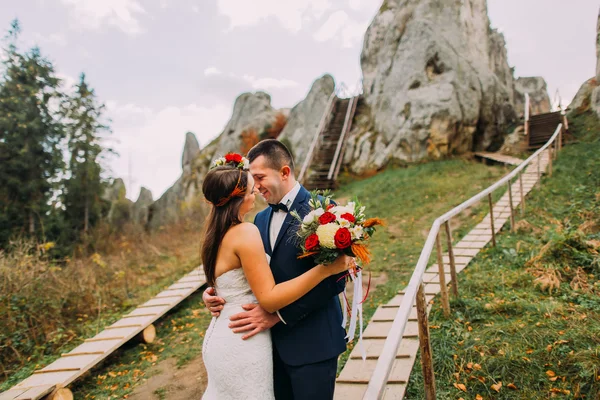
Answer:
[147, 92, 288, 228]
[570, 7, 600, 115]
[133, 187, 153, 226]
[353, 0, 516, 170]
[277, 74, 335, 169]
[514, 77, 551, 118]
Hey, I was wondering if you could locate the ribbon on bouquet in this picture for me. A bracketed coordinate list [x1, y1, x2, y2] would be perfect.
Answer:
[339, 267, 366, 361]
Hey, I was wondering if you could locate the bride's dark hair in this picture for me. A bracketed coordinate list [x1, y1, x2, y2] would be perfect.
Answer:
[201, 166, 248, 286]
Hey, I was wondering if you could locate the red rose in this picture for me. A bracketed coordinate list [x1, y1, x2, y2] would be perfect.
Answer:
[305, 234, 319, 251]
[318, 212, 336, 225]
[334, 227, 352, 249]
[341, 213, 355, 223]
[225, 153, 242, 163]
[326, 204, 335, 211]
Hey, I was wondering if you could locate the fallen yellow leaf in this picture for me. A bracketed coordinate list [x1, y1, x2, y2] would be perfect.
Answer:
[453, 383, 467, 392]
[507, 383, 518, 390]
[476, 395, 483, 400]
[491, 382, 502, 392]
[546, 370, 556, 377]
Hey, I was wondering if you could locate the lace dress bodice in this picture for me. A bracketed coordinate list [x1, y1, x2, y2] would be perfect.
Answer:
[202, 268, 274, 399]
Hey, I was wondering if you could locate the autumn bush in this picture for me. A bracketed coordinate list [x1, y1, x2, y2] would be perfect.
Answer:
[0, 219, 202, 384]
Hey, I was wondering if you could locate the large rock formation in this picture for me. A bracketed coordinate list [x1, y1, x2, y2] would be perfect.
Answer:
[277, 74, 335, 168]
[133, 187, 153, 226]
[571, 7, 600, 115]
[147, 92, 288, 228]
[353, 0, 517, 169]
[514, 77, 551, 118]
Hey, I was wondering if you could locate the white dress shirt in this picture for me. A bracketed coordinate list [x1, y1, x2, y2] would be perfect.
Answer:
[268, 181, 301, 324]
[269, 181, 301, 250]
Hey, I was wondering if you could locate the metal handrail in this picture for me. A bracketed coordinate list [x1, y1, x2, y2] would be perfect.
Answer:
[364, 124, 563, 399]
[327, 96, 356, 180]
[298, 91, 336, 183]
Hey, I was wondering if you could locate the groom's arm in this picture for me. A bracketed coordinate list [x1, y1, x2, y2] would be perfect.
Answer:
[277, 270, 346, 327]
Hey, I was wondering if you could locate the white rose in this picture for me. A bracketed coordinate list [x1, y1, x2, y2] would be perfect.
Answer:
[243, 158, 250, 170]
[303, 210, 317, 224]
[330, 205, 351, 217]
[314, 208, 325, 217]
[338, 219, 351, 228]
[316, 223, 338, 249]
[350, 225, 363, 240]
[347, 202, 356, 213]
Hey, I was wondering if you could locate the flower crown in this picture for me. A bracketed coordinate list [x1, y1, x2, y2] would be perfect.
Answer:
[209, 153, 249, 207]
[211, 153, 250, 171]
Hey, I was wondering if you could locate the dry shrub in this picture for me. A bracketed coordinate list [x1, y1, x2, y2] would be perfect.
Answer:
[515, 220, 542, 235]
[240, 128, 259, 154]
[0, 220, 202, 379]
[569, 267, 591, 292]
[525, 241, 553, 268]
[265, 112, 287, 139]
[528, 265, 562, 294]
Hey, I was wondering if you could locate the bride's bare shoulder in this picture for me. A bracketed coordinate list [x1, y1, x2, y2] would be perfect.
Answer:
[230, 222, 260, 237]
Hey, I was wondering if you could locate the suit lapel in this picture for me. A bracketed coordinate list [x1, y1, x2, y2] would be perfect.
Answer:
[260, 207, 274, 255]
[273, 186, 310, 252]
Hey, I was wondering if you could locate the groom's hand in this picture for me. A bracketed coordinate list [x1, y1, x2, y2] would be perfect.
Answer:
[203, 287, 225, 317]
[229, 304, 280, 340]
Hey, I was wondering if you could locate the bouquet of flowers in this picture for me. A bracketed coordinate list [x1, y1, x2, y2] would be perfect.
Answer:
[291, 190, 383, 360]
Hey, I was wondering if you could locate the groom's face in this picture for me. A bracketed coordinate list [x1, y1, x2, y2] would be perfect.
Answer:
[249, 155, 288, 204]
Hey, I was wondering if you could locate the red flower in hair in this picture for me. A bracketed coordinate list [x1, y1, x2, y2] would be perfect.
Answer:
[341, 213, 355, 223]
[225, 153, 243, 163]
[318, 212, 336, 225]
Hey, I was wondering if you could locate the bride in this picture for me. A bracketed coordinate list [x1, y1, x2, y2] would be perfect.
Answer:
[200, 157, 349, 399]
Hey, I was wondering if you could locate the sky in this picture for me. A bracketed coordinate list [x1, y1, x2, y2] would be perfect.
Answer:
[0, 0, 597, 201]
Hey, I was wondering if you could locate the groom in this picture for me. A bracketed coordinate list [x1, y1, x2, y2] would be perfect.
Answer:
[203, 139, 347, 399]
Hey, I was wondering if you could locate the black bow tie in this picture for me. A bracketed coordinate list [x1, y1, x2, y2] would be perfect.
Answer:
[269, 203, 289, 213]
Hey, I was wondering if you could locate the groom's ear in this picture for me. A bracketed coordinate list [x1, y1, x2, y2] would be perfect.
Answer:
[280, 165, 291, 180]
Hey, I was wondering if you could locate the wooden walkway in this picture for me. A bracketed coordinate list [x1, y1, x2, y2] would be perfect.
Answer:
[474, 152, 523, 166]
[335, 151, 550, 399]
[0, 268, 206, 400]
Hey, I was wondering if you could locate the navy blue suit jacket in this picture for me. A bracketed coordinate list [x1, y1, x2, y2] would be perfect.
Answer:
[254, 185, 347, 366]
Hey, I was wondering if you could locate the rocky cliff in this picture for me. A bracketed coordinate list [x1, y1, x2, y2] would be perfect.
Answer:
[570, 7, 600, 115]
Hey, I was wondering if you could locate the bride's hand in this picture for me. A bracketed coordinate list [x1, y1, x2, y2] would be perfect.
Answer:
[326, 254, 352, 275]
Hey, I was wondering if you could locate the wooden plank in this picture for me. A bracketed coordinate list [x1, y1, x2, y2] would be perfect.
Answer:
[92, 327, 139, 340]
[337, 357, 415, 384]
[334, 383, 368, 400]
[127, 306, 170, 316]
[36, 354, 99, 373]
[0, 388, 29, 400]
[363, 321, 419, 339]
[372, 306, 419, 322]
[349, 338, 419, 360]
[382, 384, 408, 400]
[155, 289, 190, 297]
[110, 315, 156, 328]
[13, 385, 55, 400]
[452, 248, 480, 257]
[166, 283, 199, 290]
[15, 371, 78, 389]
[455, 240, 489, 249]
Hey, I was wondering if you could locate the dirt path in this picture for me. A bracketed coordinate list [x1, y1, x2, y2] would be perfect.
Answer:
[128, 357, 208, 400]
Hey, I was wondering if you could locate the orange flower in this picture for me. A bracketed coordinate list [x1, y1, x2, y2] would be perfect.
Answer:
[351, 243, 372, 264]
[363, 218, 385, 228]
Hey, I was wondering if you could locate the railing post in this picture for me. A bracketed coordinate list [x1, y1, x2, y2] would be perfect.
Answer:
[488, 194, 496, 246]
[435, 232, 450, 317]
[508, 180, 515, 233]
[519, 173, 525, 217]
[416, 283, 437, 400]
[444, 221, 458, 298]
[548, 146, 553, 177]
[537, 153, 541, 188]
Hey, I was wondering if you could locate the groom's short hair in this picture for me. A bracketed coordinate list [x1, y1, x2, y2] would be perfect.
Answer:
[248, 139, 295, 174]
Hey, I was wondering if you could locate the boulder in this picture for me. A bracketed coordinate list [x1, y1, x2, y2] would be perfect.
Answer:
[514, 77, 551, 119]
[357, 0, 516, 167]
[133, 187, 153, 226]
[277, 74, 335, 169]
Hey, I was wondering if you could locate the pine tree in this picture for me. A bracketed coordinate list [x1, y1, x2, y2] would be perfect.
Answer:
[61, 73, 112, 235]
[0, 20, 65, 245]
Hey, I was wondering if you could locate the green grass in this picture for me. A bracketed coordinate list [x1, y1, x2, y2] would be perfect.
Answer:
[48, 157, 505, 398]
[405, 111, 600, 399]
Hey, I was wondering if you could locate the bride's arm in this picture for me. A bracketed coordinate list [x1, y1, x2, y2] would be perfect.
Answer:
[234, 223, 348, 314]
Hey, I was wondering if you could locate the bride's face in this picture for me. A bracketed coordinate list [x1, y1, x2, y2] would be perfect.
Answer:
[239, 173, 257, 218]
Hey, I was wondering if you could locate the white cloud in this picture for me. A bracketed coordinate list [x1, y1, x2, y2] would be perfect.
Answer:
[192, 5, 200, 13]
[204, 67, 223, 76]
[60, 0, 146, 35]
[348, 0, 362, 10]
[217, 0, 332, 33]
[32, 32, 68, 47]
[107, 102, 231, 200]
[242, 74, 299, 89]
[313, 10, 369, 48]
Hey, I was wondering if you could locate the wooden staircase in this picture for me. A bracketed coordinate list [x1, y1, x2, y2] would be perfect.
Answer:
[527, 111, 563, 150]
[303, 96, 358, 190]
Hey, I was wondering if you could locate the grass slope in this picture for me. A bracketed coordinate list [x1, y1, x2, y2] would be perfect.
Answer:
[406, 112, 600, 399]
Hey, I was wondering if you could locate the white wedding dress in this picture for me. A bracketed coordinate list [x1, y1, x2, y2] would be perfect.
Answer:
[202, 268, 275, 399]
